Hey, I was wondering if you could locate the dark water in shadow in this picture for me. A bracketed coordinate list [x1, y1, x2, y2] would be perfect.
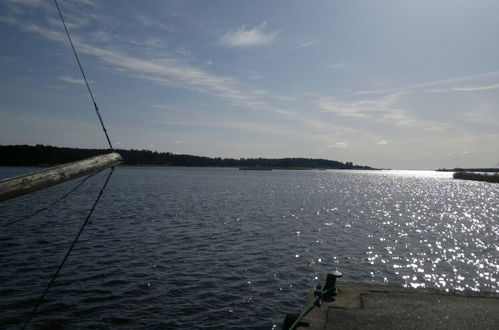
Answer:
[1, 167, 498, 329]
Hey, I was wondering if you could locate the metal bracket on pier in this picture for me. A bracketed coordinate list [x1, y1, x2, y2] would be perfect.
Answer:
[283, 270, 343, 330]
[0, 152, 122, 202]
[323, 270, 343, 300]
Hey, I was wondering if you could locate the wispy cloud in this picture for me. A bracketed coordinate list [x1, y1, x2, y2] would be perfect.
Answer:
[319, 94, 397, 118]
[318, 94, 420, 128]
[150, 104, 178, 112]
[325, 61, 348, 70]
[155, 117, 300, 138]
[2, 10, 357, 139]
[149, 103, 207, 115]
[77, 0, 98, 7]
[18, 22, 265, 109]
[427, 82, 499, 93]
[219, 22, 279, 47]
[293, 40, 317, 50]
[5, 0, 50, 9]
[460, 108, 499, 129]
[377, 139, 388, 145]
[0, 16, 17, 25]
[133, 13, 169, 30]
[48, 15, 91, 30]
[4, 3, 355, 135]
[357, 71, 499, 95]
[0, 56, 17, 64]
[58, 75, 92, 85]
[0, 110, 106, 147]
[328, 142, 348, 148]
[9, 18, 334, 134]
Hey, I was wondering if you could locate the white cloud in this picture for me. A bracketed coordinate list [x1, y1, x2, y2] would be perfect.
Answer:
[150, 104, 177, 112]
[176, 47, 191, 57]
[293, 40, 317, 50]
[328, 142, 348, 148]
[5, 17, 350, 135]
[318, 94, 419, 128]
[0, 111, 106, 147]
[77, 0, 98, 7]
[251, 89, 267, 96]
[219, 22, 279, 47]
[19, 22, 264, 108]
[0, 16, 18, 25]
[357, 71, 499, 95]
[427, 82, 499, 93]
[48, 15, 91, 30]
[319, 94, 398, 118]
[58, 75, 92, 85]
[5, 0, 49, 8]
[133, 13, 170, 30]
[2, 14, 350, 138]
[377, 140, 388, 145]
[325, 62, 348, 70]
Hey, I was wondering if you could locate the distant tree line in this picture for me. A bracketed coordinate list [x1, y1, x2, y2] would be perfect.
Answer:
[437, 167, 499, 173]
[0, 145, 374, 169]
[453, 172, 499, 183]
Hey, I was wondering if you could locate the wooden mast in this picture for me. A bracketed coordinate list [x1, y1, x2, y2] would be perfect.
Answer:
[0, 152, 122, 202]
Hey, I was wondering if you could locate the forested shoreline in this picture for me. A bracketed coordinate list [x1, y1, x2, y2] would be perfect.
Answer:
[0, 145, 375, 170]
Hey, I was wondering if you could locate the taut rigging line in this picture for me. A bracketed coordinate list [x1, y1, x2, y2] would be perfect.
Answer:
[21, 168, 115, 330]
[20, 1, 119, 328]
[54, 0, 114, 150]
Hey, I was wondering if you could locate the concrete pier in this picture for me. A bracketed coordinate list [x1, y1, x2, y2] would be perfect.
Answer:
[293, 282, 499, 329]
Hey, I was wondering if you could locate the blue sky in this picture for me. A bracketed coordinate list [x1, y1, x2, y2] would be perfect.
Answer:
[1, 0, 499, 169]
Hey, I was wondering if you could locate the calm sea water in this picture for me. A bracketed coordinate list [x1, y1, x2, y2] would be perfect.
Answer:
[1, 167, 498, 329]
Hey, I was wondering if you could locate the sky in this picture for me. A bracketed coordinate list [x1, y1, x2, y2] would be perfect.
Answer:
[1, 0, 499, 169]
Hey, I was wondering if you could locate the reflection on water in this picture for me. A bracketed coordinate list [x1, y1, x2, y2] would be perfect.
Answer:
[376, 169, 453, 178]
[0, 167, 497, 329]
[357, 170, 498, 292]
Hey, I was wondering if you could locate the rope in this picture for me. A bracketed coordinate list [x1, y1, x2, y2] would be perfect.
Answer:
[21, 167, 115, 330]
[288, 285, 330, 330]
[3, 171, 101, 227]
[54, 0, 113, 150]
[18, 3, 119, 329]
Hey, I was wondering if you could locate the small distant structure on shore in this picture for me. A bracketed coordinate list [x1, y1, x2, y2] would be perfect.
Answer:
[437, 167, 499, 173]
[436, 165, 499, 183]
[238, 166, 272, 171]
[453, 171, 499, 183]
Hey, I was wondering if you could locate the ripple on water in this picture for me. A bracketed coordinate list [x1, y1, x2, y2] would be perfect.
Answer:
[0, 168, 498, 329]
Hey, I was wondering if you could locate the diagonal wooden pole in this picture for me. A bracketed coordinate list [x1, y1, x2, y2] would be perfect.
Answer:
[0, 152, 122, 202]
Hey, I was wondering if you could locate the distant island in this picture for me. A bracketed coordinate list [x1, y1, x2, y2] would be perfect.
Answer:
[452, 171, 499, 183]
[0, 145, 375, 170]
[436, 167, 499, 184]
[437, 168, 499, 173]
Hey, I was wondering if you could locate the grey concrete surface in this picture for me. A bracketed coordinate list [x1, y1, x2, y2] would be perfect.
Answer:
[294, 282, 499, 330]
